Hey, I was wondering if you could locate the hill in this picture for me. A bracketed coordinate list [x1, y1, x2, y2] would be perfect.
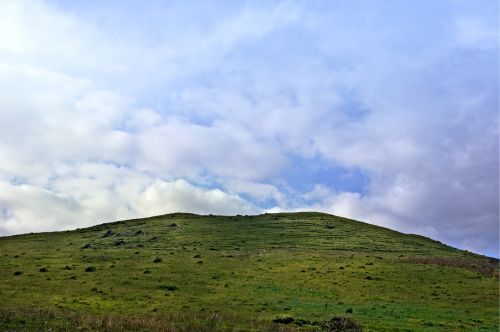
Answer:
[0, 212, 498, 331]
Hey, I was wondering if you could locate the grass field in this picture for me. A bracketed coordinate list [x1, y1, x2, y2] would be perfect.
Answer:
[0, 212, 497, 331]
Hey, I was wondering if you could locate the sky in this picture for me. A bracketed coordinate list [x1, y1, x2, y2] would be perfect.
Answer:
[0, 0, 498, 257]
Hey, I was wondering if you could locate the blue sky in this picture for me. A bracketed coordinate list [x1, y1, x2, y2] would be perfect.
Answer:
[0, 0, 498, 257]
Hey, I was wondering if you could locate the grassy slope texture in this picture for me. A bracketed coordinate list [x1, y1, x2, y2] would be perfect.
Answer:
[0, 212, 498, 332]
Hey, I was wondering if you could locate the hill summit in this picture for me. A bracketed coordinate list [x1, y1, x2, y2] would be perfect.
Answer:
[0, 212, 498, 331]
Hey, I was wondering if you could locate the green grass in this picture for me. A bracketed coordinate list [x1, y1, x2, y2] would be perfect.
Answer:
[0, 212, 497, 331]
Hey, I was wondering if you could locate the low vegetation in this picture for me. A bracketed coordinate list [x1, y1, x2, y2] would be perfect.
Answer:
[0, 212, 497, 331]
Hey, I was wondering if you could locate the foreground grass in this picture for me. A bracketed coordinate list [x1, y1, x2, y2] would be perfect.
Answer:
[0, 212, 498, 331]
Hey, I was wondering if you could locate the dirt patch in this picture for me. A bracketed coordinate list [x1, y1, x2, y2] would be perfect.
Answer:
[400, 257, 499, 277]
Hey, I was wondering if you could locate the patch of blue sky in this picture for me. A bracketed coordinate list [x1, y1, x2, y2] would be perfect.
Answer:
[237, 192, 277, 210]
[337, 90, 371, 121]
[280, 155, 370, 196]
[9, 177, 28, 186]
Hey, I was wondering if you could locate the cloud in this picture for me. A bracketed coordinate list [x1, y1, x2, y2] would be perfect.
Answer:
[0, 0, 498, 257]
[0, 163, 257, 235]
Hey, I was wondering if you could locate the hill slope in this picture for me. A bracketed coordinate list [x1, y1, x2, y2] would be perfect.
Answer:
[0, 212, 498, 331]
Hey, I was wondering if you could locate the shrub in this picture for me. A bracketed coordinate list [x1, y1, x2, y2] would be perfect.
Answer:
[323, 316, 363, 331]
[273, 316, 294, 324]
[13, 271, 22, 276]
[159, 285, 178, 291]
[85, 266, 96, 272]
[153, 257, 162, 263]
[39, 267, 48, 272]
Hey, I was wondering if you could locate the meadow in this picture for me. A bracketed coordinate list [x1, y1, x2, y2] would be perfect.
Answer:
[0, 212, 497, 331]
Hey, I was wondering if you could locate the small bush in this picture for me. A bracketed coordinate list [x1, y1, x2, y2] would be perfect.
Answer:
[39, 267, 48, 272]
[159, 285, 178, 291]
[13, 271, 22, 276]
[153, 257, 162, 263]
[85, 266, 96, 272]
[63, 266, 72, 270]
[323, 316, 363, 331]
[273, 316, 294, 324]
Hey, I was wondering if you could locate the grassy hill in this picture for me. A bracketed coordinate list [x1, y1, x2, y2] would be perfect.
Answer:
[0, 212, 497, 331]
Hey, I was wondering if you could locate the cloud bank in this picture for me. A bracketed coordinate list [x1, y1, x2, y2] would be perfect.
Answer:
[0, 0, 498, 256]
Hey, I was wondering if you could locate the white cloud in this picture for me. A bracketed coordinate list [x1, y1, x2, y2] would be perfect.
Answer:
[135, 179, 257, 217]
[0, 164, 257, 235]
